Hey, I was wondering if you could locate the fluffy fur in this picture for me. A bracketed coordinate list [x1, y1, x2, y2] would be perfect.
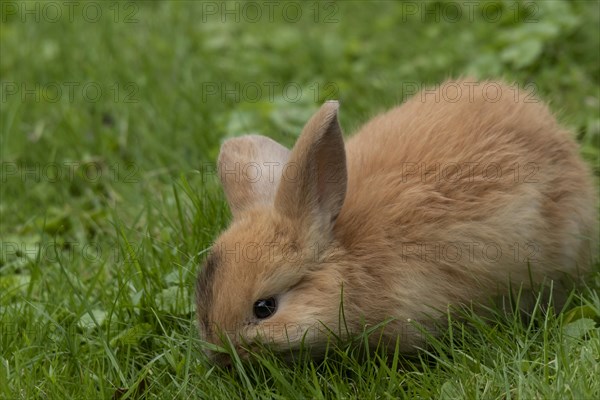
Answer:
[196, 80, 597, 364]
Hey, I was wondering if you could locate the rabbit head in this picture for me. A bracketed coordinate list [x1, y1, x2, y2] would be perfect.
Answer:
[196, 101, 351, 364]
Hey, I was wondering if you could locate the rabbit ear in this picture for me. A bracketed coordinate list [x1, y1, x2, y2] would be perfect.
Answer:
[218, 134, 290, 218]
[274, 101, 347, 230]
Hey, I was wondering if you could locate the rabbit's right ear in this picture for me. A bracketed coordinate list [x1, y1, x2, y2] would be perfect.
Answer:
[218, 135, 290, 218]
[275, 101, 347, 234]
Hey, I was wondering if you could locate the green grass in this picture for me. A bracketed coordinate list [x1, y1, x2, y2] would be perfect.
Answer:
[1, 0, 599, 398]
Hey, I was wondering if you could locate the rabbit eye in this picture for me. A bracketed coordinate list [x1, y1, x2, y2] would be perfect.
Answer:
[253, 297, 277, 319]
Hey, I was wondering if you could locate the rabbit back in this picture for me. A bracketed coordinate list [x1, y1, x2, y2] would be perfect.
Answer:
[335, 80, 597, 310]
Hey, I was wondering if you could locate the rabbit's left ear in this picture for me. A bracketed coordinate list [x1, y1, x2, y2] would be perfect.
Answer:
[275, 101, 347, 231]
[218, 135, 290, 218]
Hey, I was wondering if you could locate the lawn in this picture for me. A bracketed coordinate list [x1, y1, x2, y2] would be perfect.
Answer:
[1, 1, 599, 398]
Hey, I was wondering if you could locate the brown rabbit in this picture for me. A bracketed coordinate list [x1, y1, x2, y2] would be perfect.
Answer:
[196, 80, 597, 365]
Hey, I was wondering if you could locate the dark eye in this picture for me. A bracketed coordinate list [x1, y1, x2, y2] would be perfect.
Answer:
[253, 297, 277, 319]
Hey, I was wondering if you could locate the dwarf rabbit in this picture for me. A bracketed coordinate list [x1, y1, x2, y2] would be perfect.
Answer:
[196, 80, 597, 365]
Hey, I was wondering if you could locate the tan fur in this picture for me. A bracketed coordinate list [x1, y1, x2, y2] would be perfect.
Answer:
[196, 80, 598, 364]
